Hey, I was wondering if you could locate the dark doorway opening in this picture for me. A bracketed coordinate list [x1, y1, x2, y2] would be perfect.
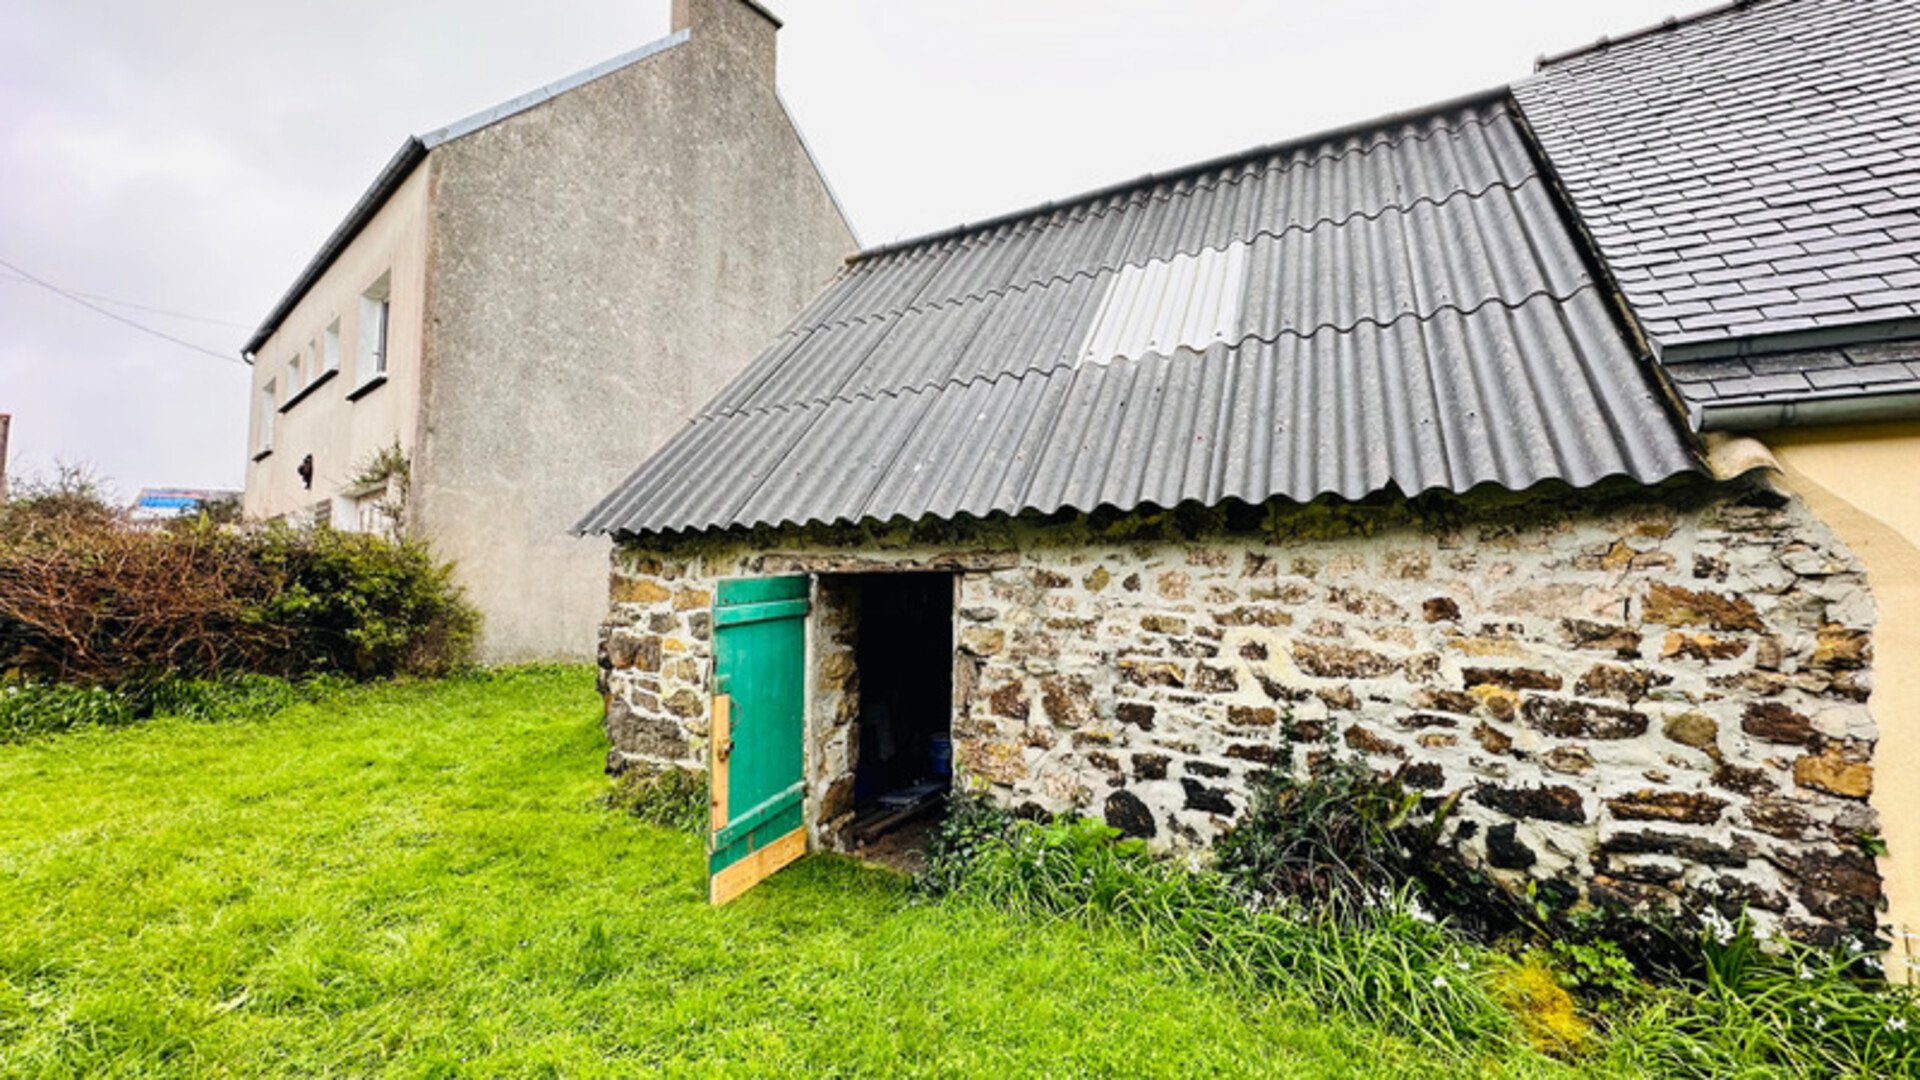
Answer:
[847, 572, 954, 863]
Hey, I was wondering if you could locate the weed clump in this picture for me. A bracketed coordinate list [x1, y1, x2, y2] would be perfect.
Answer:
[604, 766, 707, 834]
[1212, 744, 1458, 918]
[1496, 959, 1595, 1057]
[1614, 912, 1920, 1078]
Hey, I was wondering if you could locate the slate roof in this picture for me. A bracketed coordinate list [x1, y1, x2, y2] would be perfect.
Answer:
[1665, 337, 1920, 427]
[578, 94, 1698, 538]
[1514, 0, 1920, 355]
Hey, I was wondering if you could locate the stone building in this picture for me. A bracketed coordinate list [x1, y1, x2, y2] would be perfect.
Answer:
[241, 0, 855, 661]
[1516, 0, 1920, 965]
[579, 0, 1916, 954]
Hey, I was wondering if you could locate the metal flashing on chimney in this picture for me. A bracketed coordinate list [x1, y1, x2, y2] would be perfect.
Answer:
[739, 0, 783, 29]
[675, 0, 783, 32]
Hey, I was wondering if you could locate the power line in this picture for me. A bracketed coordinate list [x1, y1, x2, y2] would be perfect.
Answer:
[0, 256, 245, 365]
[0, 271, 252, 330]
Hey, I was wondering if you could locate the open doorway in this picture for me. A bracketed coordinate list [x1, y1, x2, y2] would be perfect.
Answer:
[844, 572, 953, 865]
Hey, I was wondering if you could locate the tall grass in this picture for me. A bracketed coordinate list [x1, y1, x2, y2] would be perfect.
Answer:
[0, 672, 350, 743]
[924, 810, 1521, 1058]
[919, 798, 1920, 1078]
[1612, 917, 1920, 1078]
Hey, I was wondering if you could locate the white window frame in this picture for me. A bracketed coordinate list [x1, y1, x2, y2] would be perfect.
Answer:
[358, 272, 392, 386]
[323, 318, 342, 374]
[286, 352, 304, 397]
[257, 379, 277, 454]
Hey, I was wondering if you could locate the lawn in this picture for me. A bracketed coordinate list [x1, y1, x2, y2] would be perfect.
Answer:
[0, 667, 1590, 1078]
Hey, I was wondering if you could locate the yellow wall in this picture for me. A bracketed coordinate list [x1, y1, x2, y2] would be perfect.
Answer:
[1767, 421, 1920, 978]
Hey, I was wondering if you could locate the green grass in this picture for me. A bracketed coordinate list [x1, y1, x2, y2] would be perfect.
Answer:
[0, 667, 1585, 1079]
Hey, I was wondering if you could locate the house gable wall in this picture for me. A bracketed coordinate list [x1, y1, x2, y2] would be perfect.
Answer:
[600, 477, 1886, 947]
[410, 0, 855, 661]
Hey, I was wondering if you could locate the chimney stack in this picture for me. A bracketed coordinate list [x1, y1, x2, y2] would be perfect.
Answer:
[671, 0, 781, 82]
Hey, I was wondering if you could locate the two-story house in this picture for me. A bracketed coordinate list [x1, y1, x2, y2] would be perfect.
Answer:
[242, 0, 854, 660]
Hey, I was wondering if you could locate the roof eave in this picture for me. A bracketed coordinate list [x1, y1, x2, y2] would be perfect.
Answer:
[1700, 388, 1920, 432]
[1660, 318, 1920, 365]
[242, 137, 427, 358]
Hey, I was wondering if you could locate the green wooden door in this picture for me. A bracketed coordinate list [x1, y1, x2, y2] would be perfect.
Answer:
[708, 575, 809, 904]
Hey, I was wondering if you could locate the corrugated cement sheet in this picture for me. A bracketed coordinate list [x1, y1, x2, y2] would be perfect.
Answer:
[1515, 0, 1920, 353]
[578, 96, 1697, 537]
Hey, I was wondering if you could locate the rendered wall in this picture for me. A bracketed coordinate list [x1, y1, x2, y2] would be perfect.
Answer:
[414, 0, 855, 661]
[1766, 421, 1920, 972]
[243, 164, 431, 521]
[600, 477, 1888, 947]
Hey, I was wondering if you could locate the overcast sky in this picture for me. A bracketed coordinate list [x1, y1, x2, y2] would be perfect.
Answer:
[1, 0, 1697, 498]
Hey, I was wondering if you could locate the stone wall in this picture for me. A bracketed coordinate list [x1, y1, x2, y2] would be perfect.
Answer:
[597, 475, 1885, 944]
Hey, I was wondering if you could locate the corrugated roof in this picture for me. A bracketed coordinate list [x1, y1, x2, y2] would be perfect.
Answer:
[1514, 0, 1920, 353]
[578, 95, 1698, 538]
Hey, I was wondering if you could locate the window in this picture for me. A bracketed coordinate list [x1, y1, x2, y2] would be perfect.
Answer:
[355, 493, 395, 535]
[358, 273, 391, 385]
[256, 380, 277, 454]
[334, 490, 396, 535]
[286, 352, 304, 397]
[323, 318, 342, 373]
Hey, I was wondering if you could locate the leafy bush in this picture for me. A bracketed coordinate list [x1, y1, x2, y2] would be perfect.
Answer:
[1541, 933, 1643, 1009]
[253, 527, 477, 679]
[0, 504, 477, 688]
[913, 791, 1016, 896]
[604, 766, 708, 833]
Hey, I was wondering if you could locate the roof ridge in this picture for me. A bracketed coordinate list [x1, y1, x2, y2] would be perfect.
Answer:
[420, 28, 692, 148]
[849, 89, 1514, 265]
[1531, 0, 1768, 70]
[796, 175, 1551, 338]
[700, 284, 1602, 423]
[247, 27, 696, 356]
